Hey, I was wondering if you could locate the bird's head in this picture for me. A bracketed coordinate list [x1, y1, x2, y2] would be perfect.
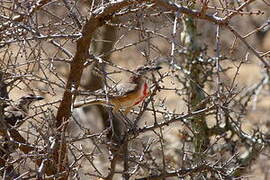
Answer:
[128, 65, 162, 83]
[16, 94, 44, 112]
[135, 65, 162, 76]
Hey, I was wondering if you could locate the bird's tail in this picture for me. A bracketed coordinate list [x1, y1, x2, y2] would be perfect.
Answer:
[73, 99, 111, 108]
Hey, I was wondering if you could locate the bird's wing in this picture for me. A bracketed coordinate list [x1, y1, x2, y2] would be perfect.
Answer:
[4, 106, 26, 127]
[115, 82, 138, 96]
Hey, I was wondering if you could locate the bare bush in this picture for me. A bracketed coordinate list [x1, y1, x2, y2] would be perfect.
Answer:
[0, 0, 270, 179]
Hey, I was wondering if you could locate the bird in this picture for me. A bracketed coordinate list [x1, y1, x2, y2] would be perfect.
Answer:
[74, 65, 162, 114]
[3, 94, 44, 127]
[0, 94, 44, 178]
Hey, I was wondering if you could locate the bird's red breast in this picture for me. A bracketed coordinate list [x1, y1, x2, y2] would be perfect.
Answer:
[133, 82, 149, 105]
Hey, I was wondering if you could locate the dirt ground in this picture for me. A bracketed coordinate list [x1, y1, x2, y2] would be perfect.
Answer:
[1, 1, 270, 179]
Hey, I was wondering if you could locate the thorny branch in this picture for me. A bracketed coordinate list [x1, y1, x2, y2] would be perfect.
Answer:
[1, 0, 270, 179]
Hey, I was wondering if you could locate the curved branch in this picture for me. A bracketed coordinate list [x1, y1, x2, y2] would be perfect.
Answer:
[54, 0, 149, 178]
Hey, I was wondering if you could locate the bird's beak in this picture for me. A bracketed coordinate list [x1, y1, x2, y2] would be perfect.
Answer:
[148, 65, 162, 72]
[35, 95, 44, 100]
[153, 66, 162, 71]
